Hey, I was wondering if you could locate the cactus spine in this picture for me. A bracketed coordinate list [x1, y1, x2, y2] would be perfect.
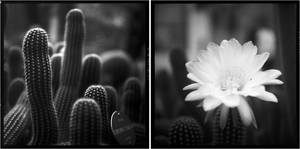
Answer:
[84, 85, 115, 144]
[54, 9, 85, 142]
[69, 98, 101, 145]
[4, 91, 30, 145]
[169, 117, 203, 146]
[50, 53, 62, 96]
[22, 28, 59, 145]
[212, 107, 246, 145]
[104, 85, 118, 117]
[79, 54, 101, 97]
[7, 78, 25, 109]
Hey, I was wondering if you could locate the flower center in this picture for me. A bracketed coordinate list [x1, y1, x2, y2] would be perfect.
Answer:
[220, 67, 246, 93]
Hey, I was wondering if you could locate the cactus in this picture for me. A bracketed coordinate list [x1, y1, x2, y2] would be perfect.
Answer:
[212, 107, 246, 145]
[154, 135, 169, 146]
[104, 85, 118, 117]
[121, 90, 141, 123]
[4, 91, 30, 145]
[50, 53, 62, 96]
[102, 50, 132, 89]
[55, 41, 65, 53]
[169, 116, 203, 146]
[7, 78, 25, 109]
[22, 28, 59, 145]
[4, 69, 10, 115]
[54, 8, 85, 142]
[79, 54, 101, 97]
[69, 98, 101, 145]
[8, 46, 24, 80]
[84, 85, 114, 144]
[133, 123, 147, 146]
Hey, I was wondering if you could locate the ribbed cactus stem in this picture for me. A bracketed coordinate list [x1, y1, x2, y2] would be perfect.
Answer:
[169, 117, 203, 146]
[50, 53, 62, 96]
[212, 107, 246, 145]
[7, 78, 25, 108]
[54, 8, 85, 142]
[69, 98, 101, 145]
[79, 54, 101, 97]
[122, 90, 141, 123]
[4, 91, 30, 146]
[22, 28, 58, 145]
[84, 85, 114, 144]
[104, 85, 118, 116]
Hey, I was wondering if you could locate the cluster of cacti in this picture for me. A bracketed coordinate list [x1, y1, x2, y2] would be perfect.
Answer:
[79, 54, 101, 97]
[3, 7, 147, 147]
[69, 98, 102, 145]
[168, 117, 203, 146]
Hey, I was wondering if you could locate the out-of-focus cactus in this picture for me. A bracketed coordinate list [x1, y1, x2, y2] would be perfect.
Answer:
[50, 53, 62, 96]
[69, 98, 101, 145]
[212, 107, 246, 145]
[169, 117, 203, 146]
[23, 28, 59, 145]
[102, 51, 132, 89]
[79, 54, 101, 97]
[104, 85, 118, 117]
[84, 85, 114, 144]
[55, 41, 65, 53]
[121, 90, 141, 123]
[7, 78, 25, 109]
[133, 123, 147, 146]
[4, 69, 10, 115]
[4, 91, 30, 146]
[8, 46, 24, 80]
[123, 77, 142, 94]
[54, 9, 85, 142]
[48, 42, 54, 56]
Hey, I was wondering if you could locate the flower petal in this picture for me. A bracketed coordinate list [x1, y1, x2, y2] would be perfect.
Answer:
[220, 94, 241, 107]
[237, 99, 252, 126]
[248, 52, 270, 74]
[187, 73, 203, 83]
[186, 62, 214, 83]
[204, 109, 215, 123]
[203, 96, 222, 111]
[183, 83, 200, 91]
[185, 85, 212, 101]
[220, 105, 229, 130]
[243, 86, 278, 103]
[249, 106, 258, 128]
[246, 69, 283, 88]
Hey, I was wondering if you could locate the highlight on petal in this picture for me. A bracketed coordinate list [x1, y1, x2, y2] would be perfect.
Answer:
[220, 94, 241, 107]
[243, 85, 278, 103]
[203, 96, 222, 111]
[248, 52, 270, 74]
[187, 73, 203, 83]
[220, 105, 229, 130]
[183, 83, 200, 91]
[237, 99, 252, 126]
[185, 85, 213, 101]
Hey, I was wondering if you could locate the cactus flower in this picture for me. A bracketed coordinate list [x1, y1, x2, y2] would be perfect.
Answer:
[184, 39, 283, 128]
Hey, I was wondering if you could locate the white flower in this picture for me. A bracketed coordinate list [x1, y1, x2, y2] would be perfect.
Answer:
[184, 38, 283, 128]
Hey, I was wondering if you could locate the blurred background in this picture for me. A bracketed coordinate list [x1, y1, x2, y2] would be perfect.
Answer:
[154, 3, 298, 146]
[2, 3, 148, 146]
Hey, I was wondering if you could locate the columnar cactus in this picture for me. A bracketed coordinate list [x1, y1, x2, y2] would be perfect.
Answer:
[7, 78, 25, 109]
[79, 54, 101, 97]
[104, 85, 118, 116]
[8, 46, 24, 80]
[50, 53, 62, 96]
[69, 98, 101, 145]
[169, 117, 203, 146]
[212, 107, 246, 145]
[4, 91, 30, 145]
[22, 28, 58, 145]
[84, 85, 114, 144]
[54, 8, 85, 142]
[121, 90, 141, 123]
[102, 51, 132, 89]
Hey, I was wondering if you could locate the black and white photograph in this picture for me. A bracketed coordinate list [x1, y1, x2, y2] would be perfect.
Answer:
[153, 2, 298, 147]
[2, 2, 148, 147]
